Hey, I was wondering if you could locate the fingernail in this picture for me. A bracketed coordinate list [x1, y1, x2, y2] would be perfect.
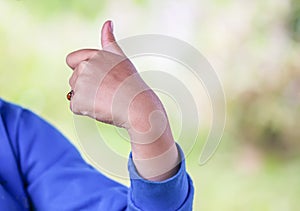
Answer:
[110, 21, 114, 33]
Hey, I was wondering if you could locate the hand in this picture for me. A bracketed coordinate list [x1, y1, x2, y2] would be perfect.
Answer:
[66, 21, 163, 133]
[66, 20, 179, 181]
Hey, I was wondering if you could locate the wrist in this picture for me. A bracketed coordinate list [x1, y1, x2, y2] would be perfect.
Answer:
[125, 90, 179, 181]
[128, 119, 179, 181]
[126, 90, 165, 133]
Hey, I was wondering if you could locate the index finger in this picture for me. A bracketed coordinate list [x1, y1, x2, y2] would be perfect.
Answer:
[66, 49, 99, 70]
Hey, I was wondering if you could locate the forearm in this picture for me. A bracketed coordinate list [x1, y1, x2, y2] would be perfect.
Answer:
[66, 20, 181, 182]
[127, 91, 180, 181]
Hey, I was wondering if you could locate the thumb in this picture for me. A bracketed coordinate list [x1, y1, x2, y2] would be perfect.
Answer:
[101, 20, 125, 56]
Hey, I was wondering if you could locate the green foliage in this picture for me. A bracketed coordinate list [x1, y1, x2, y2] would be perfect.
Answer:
[229, 68, 300, 156]
[289, 0, 300, 41]
[1, 0, 300, 210]
[133, 0, 149, 7]
[21, 0, 108, 20]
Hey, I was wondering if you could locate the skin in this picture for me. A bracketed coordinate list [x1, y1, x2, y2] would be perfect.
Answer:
[66, 20, 180, 181]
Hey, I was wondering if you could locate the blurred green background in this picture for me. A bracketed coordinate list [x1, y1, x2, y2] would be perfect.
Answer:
[1, 0, 300, 210]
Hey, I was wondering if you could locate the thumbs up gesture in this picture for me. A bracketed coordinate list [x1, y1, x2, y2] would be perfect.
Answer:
[66, 21, 179, 181]
[66, 21, 165, 134]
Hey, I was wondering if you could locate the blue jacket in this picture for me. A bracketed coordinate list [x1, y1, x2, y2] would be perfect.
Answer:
[0, 99, 194, 210]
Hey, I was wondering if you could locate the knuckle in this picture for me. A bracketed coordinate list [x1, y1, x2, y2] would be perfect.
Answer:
[77, 66, 84, 76]
[78, 61, 89, 71]
[69, 76, 74, 87]
[70, 102, 80, 115]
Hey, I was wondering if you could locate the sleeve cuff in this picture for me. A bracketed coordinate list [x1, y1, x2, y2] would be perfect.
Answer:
[127, 143, 194, 211]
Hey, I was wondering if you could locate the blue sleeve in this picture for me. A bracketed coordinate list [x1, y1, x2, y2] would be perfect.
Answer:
[0, 100, 194, 210]
[16, 109, 128, 210]
[127, 144, 194, 211]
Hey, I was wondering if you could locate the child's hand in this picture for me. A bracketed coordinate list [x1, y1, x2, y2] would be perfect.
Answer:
[66, 20, 179, 181]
